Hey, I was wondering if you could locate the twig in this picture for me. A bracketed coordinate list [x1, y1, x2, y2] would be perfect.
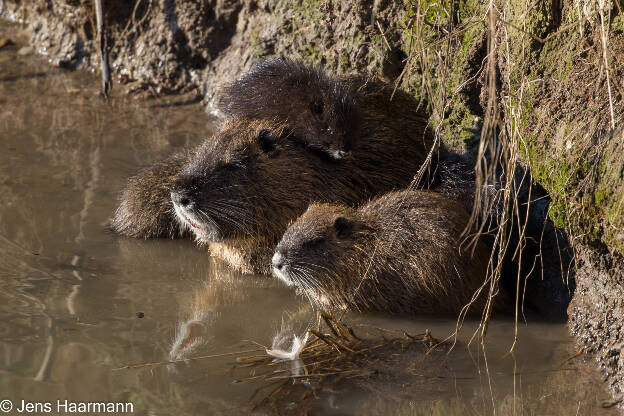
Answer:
[114, 348, 264, 370]
[376, 21, 392, 51]
[598, 0, 615, 130]
[95, 0, 112, 98]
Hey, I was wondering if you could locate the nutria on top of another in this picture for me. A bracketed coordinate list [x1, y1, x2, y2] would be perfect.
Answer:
[111, 59, 443, 273]
[217, 59, 358, 159]
[272, 190, 508, 315]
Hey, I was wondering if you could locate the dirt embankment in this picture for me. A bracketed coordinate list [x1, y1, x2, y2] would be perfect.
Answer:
[3, 0, 624, 407]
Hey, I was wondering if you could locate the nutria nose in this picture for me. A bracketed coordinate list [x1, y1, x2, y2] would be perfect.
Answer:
[171, 190, 193, 208]
[272, 251, 286, 271]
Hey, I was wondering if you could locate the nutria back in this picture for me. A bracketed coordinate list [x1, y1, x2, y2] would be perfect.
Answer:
[273, 190, 506, 315]
[110, 152, 192, 239]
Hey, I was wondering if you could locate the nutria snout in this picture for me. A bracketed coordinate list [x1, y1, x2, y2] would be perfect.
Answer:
[274, 190, 508, 315]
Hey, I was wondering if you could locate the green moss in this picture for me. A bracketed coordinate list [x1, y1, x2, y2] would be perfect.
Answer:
[398, 1, 487, 151]
[302, 43, 321, 64]
[612, 15, 624, 34]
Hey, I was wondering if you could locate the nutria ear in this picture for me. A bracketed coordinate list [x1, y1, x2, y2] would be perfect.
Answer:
[333, 217, 353, 239]
[217, 58, 357, 159]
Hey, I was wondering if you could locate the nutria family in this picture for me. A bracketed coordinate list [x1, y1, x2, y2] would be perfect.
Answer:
[272, 190, 507, 315]
[111, 59, 442, 273]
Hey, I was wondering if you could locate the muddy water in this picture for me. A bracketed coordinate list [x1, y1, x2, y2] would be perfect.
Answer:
[0, 34, 616, 416]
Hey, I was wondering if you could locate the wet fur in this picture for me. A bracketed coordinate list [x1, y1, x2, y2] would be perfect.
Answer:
[274, 190, 508, 315]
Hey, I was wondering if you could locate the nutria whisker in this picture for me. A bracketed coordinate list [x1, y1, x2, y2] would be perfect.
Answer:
[292, 268, 328, 306]
[290, 266, 320, 291]
[213, 184, 248, 192]
[289, 267, 321, 306]
[203, 201, 255, 229]
[205, 207, 252, 236]
[208, 203, 253, 222]
[195, 208, 223, 236]
[295, 262, 348, 296]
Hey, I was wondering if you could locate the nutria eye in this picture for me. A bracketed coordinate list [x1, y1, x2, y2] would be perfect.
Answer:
[334, 217, 352, 239]
[310, 100, 324, 115]
[257, 129, 277, 154]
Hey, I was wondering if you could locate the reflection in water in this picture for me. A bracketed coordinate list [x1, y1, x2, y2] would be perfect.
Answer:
[0, 25, 617, 415]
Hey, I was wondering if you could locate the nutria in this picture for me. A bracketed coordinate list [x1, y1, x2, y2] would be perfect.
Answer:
[112, 60, 442, 273]
[272, 190, 508, 315]
[217, 59, 358, 159]
[217, 58, 439, 160]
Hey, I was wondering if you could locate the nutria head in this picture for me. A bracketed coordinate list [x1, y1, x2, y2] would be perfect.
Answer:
[217, 59, 358, 159]
[273, 202, 382, 309]
[273, 191, 506, 315]
[272, 203, 367, 291]
[170, 118, 338, 249]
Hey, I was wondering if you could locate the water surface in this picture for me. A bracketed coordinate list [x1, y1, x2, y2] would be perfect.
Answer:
[0, 26, 616, 415]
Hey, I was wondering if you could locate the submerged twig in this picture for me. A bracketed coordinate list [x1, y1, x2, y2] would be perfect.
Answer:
[114, 348, 264, 370]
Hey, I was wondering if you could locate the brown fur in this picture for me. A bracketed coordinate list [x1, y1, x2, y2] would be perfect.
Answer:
[110, 152, 191, 239]
[112, 61, 441, 273]
[273, 190, 508, 315]
[217, 59, 357, 159]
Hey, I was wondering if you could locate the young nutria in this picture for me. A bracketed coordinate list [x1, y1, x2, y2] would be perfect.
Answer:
[217, 59, 357, 159]
[217, 59, 437, 161]
[112, 60, 442, 272]
[272, 190, 508, 315]
[217, 59, 438, 159]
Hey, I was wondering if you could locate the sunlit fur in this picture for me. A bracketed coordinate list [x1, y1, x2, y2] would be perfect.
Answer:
[274, 190, 509, 316]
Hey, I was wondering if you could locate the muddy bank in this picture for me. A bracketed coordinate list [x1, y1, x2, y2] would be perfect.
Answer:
[2, 0, 624, 408]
